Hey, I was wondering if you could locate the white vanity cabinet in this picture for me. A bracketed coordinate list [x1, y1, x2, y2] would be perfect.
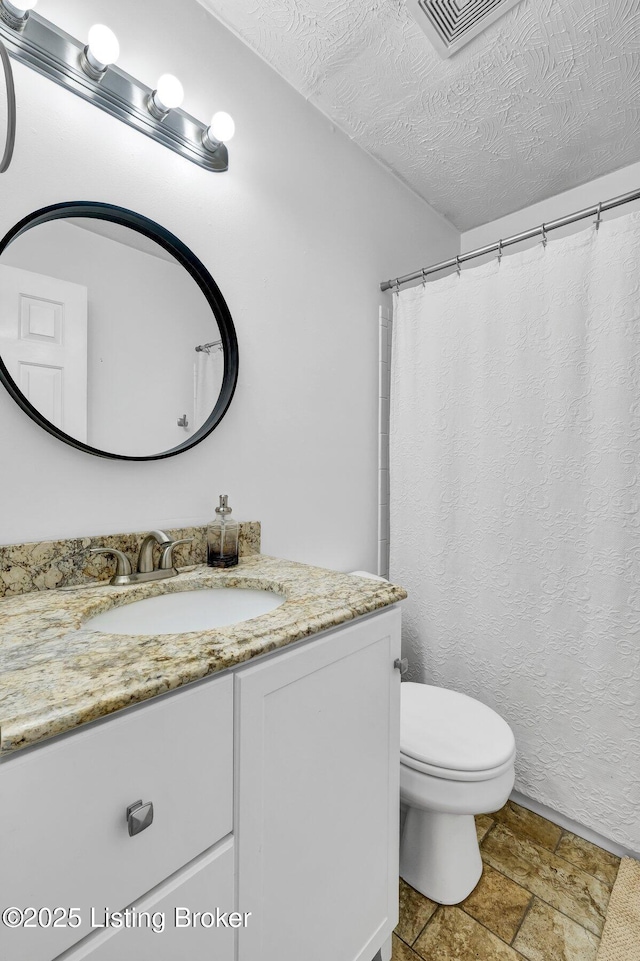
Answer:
[0, 605, 401, 961]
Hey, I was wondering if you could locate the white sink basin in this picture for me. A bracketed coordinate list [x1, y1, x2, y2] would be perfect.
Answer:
[84, 587, 286, 635]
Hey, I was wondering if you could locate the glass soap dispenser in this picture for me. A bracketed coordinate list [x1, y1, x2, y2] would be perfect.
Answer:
[207, 494, 239, 568]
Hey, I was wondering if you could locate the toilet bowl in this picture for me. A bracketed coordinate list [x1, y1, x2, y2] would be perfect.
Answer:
[400, 683, 515, 905]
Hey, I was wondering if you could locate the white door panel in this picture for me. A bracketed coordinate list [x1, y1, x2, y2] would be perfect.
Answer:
[18, 362, 63, 426]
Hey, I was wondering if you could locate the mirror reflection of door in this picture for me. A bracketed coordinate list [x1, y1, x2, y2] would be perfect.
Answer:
[0, 265, 88, 440]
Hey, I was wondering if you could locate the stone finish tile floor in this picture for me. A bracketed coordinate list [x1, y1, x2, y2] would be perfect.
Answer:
[394, 801, 621, 961]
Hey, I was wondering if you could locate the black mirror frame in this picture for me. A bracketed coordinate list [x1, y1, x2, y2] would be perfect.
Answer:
[0, 201, 239, 460]
[0, 38, 16, 174]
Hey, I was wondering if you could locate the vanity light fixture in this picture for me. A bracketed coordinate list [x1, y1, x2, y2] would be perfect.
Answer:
[0, 8, 233, 171]
[80, 24, 120, 81]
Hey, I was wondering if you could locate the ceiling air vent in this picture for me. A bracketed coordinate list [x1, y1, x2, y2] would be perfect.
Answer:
[406, 0, 525, 58]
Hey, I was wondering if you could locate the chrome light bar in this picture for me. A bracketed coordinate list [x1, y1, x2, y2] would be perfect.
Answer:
[0, 5, 230, 172]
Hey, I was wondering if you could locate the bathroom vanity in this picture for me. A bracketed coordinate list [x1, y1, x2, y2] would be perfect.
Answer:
[0, 555, 405, 961]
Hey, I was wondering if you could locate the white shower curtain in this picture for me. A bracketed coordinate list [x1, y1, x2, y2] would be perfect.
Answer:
[390, 212, 640, 852]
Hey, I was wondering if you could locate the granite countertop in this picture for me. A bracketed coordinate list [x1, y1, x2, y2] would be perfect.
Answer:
[0, 554, 406, 756]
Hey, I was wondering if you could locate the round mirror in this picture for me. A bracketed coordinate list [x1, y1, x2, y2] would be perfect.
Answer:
[0, 203, 238, 459]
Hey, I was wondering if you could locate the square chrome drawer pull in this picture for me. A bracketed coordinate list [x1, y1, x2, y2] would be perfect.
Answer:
[126, 799, 154, 837]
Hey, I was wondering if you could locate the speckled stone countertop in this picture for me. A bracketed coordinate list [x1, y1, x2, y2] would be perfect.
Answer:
[0, 554, 406, 756]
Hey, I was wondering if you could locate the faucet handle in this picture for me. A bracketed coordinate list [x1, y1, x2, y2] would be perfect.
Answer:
[89, 547, 133, 578]
[159, 537, 193, 571]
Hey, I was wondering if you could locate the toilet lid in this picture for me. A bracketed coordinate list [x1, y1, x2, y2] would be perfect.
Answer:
[400, 683, 515, 773]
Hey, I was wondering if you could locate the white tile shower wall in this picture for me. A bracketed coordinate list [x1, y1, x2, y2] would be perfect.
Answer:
[378, 306, 392, 577]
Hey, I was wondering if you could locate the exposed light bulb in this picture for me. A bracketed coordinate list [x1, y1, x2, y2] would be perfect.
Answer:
[84, 24, 120, 74]
[150, 74, 184, 115]
[1, 0, 37, 29]
[4, 0, 37, 13]
[209, 111, 235, 142]
[204, 111, 235, 150]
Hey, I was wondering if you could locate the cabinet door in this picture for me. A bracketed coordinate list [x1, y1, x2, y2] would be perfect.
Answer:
[236, 607, 401, 961]
[54, 838, 235, 961]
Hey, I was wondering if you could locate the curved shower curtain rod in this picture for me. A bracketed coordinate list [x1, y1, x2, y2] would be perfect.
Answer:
[380, 186, 640, 292]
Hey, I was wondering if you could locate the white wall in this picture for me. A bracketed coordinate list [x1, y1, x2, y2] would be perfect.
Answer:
[461, 160, 640, 252]
[0, 0, 459, 570]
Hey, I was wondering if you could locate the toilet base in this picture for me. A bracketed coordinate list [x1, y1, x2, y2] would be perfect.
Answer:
[400, 808, 482, 904]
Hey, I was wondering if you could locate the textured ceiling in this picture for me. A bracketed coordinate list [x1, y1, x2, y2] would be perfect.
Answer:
[197, 0, 640, 230]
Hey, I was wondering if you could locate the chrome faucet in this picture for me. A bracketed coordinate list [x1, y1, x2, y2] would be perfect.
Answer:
[137, 530, 172, 573]
[90, 531, 193, 586]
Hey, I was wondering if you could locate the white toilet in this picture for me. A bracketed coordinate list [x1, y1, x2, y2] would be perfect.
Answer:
[400, 682, 516, 905]
[347, 573, 516, 905]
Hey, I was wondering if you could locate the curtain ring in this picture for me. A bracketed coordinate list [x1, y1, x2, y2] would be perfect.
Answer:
[422, 268, 427, 287]
[394, 277, 400, 294]
[595, 201, 602, 231]
[541, 223, 548, 248]
[456, 256, 461, 277]
[497, 239, 503, 265]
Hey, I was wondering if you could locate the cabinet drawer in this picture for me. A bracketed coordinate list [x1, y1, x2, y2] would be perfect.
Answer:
[0, 674, 233, 961]
[55, 837, 236, 961]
